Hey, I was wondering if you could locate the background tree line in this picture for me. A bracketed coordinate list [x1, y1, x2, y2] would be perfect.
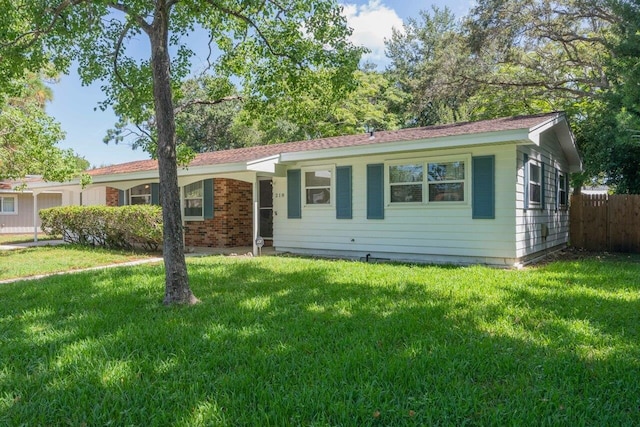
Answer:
[161, 0, 639, 194]
[4, 1, 638, 192]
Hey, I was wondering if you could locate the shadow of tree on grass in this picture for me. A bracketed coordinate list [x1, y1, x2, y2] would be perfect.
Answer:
[0, 257, 638, 426]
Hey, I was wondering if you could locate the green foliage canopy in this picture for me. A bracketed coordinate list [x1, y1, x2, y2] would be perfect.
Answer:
[0, 73, 86, 185]
[385, 1, 640, 193]
[1, 0, 363, 304]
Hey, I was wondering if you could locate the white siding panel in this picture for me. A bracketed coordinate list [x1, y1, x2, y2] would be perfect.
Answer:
[82, 187, 106, 205]
[515, 131, 572, 259]
[0, 192, 62, 233]
[273, 145, 519, 265]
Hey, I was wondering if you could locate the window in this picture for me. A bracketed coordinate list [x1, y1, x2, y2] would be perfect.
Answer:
[305, 170, 331, 205]
[388, 159, 467, 204]
[389, 164, 423, 203]
[529, 162, 542, 204]
[0, 196, 17, 214]
[428, 161, 465, 202]
[559, 172, 568, 207]
[130, 184, 151, 205]
[184, 181, 204, 217]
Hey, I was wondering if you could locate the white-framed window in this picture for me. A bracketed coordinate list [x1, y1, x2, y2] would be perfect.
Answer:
[529, 161, 542, 205]
[0, 195, 17, 214]
[389, 164, 423, 203]
[129, 184, 152, 205]
[388, 157, 467, 204]
[304, 168, 332, 205]
[184, 181, 204, 218]
[559, 171, 568, 208]
[427, 161, 465, 202]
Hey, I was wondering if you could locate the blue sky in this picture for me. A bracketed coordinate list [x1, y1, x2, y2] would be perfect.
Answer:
[46, 0, 472, 167]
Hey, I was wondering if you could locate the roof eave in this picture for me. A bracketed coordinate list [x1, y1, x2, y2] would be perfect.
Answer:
[279, 129, 531, 163]
[528, 113, 583, 173]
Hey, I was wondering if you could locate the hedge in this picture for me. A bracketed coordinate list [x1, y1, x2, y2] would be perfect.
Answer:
[40, 205, 163, 251]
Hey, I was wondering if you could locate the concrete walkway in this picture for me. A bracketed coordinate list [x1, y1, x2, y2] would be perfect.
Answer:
[0, 239, 66, 251]
[0, 241, 274, 285]
[0, 257, 165, 285]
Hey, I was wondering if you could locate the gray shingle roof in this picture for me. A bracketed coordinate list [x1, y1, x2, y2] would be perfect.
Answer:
[87, 112, 561, 177]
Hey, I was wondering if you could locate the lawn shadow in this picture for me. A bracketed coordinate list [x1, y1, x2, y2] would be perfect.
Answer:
[1, 257, 639, 425]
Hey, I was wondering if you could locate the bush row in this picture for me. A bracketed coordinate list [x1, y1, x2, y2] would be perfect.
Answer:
[40, 205, 163, 251]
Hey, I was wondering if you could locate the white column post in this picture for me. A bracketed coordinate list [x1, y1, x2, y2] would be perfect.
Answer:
[253, 176, 259, 256]
[32, 192, 38, 242]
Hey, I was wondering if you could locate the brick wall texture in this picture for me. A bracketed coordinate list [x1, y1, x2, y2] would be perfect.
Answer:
[185, 178, 253, 247]
[106, 187, 120, 207]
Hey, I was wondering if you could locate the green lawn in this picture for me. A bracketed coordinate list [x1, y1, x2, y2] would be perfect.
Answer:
[1, 254, 639, 425]
[0, 233, 57, 245]
[0, 245, 158, 281]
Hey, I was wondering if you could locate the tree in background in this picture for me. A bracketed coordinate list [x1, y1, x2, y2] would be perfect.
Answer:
[174, 75, 245, 153]
[167, 67, 407, 152]
[592, 0, 640, 193]
[385, 7, 475, 126]
[1, 0, 361, 305]
[0, 73, 85, 185]
[239, 66, 409, 144]
[386, 0, 640, 193]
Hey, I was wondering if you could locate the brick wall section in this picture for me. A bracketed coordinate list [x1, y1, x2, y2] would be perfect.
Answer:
[185, 179, 253, 247]
[106, 187, 120, 207]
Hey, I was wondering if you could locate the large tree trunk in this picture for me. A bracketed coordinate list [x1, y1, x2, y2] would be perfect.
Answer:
[150, 2, 198, 305]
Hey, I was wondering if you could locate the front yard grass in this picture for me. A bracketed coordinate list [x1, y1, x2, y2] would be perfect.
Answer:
[1, 254, 639, 425]
[0, 233, 58, 245]
[0, 245, 157, 281]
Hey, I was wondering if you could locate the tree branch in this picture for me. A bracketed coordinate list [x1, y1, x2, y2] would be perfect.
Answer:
[112, 23, 137, 97]
[1, 0, 88, 48]
[108, 2, 151, 34]
[174, 95, 243, 115]
[203, 0, 296, 61]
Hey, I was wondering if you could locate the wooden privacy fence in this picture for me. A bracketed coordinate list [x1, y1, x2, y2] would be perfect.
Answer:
[570, 194, 640, 252]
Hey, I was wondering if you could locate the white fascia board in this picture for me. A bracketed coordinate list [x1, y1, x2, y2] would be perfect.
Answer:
[88, 171, 160, 186]
[90, 162, 253, 188]
[22, 180, 83, 193]
[279, 129, 530, 163]
[179, 171, 256, 186]
[177, 162, 250, 176]
[0, 189, 31, 194]
[527, 114, 563, 146]
[246, 155, 280, 173]
[528, 114, 583, 172]
[30, 189, 67, 195]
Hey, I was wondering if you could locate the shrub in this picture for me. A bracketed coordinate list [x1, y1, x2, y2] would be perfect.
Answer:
[40, 205, 163, 251]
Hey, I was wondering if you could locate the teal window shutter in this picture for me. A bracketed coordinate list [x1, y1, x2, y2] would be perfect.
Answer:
[204, 179, 214, 219]
[523, 154, 529, 210]
[151, 183, 160, 205]
[367, 164, 384, 219]
[287, 169, 302, 219]
[336, 166, 352, 219]
[472, 155, 495, 219]
[118, 190, 125, 206]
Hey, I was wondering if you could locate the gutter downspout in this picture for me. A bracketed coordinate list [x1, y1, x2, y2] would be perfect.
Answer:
[252, 175, 258, 256]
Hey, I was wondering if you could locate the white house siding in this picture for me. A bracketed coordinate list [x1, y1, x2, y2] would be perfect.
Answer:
[273, 144, 520, 266]
[81, 187, 106, 206]
[0, 192, 62, 233]
[515, 132, 572, 261]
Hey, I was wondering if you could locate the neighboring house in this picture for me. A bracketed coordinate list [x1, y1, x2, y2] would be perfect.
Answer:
[25, 112, 581, 266]
[581, 185, 609, 195]
[0, 177, 65, 234]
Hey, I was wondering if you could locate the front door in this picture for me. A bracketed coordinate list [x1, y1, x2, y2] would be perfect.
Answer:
[259, 179, 273, 239]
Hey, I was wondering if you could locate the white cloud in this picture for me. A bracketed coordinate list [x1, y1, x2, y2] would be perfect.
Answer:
[341, 0, 404, 66]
